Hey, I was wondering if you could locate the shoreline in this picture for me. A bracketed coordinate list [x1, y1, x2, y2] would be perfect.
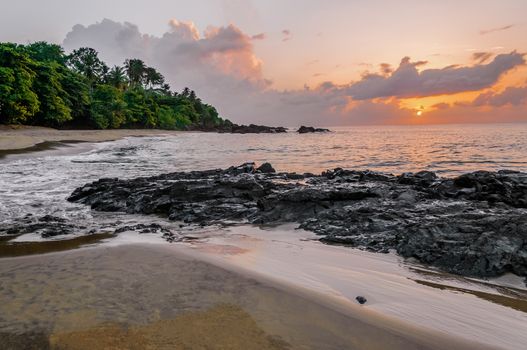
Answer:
[0, 242, 495, 350]
[0, 125, 182, 153]
[4, 223, 524, 349]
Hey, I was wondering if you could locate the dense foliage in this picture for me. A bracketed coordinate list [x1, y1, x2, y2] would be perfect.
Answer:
[0, 42, 230, 129]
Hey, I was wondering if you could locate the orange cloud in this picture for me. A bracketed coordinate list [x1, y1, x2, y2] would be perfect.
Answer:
[480, 24, 514, 35]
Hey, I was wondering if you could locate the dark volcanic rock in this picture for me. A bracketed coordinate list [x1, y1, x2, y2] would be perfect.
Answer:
[257, 162, 276, 173]
[68, 164, 527, 279]
[0, 215, 77, 238]
[114, 223, 179, 242]
[356, 296, 367, 304]
[190, 123, 287, 134]
[230, 124, 287, 134]
[297, 126, 331, 133]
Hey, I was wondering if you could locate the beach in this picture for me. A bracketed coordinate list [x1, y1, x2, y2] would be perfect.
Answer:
[0, 125, 180, 153]
[0, 242, 499, 350]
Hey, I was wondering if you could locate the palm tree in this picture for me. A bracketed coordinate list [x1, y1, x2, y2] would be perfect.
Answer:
[124, 59, 146, 88]
[106, 66, 127, 90]
[144, 67, 165, 89]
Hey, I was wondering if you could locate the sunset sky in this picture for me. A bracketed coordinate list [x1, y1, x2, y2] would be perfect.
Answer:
[1, 0, 526, 125]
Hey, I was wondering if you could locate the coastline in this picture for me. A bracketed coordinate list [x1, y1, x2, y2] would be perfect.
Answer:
[1, 125, 526, 349]
[0, 242, 496, 350]
[0, 125, 181, 153]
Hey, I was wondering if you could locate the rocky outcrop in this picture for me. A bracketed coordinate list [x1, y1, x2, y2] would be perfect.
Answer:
[0, 215, 180, 241]
[0, 215, 77, 238]
[297, 126, 331, 133]
[229, 124, 288, 134]
[68, 163, 527, 279]
[189, 123, 287, 134]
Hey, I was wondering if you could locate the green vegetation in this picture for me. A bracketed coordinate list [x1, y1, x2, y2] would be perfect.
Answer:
[0, 42, 229, 129]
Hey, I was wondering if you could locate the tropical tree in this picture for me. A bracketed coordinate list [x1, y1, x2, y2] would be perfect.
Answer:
[67, 47, 108, 85]
[124, 59, 146, 88]
[91, 85, 126, 129]
[30, 61, 72, 126]
[59, 68, 90, 126]
[26, 42, 66, 64]
[0, 41, 231, 130]
[143, 67, 164, 89]
[106, 66, 128, 90]
[0, 43, 39, 124]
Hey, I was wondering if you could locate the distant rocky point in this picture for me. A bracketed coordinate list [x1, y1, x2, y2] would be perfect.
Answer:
[297, 126, 331, 133]
[189, 123, 287, 134]
[67, 163, 527, 281]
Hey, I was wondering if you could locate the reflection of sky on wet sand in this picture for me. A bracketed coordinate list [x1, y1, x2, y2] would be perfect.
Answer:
[180, 224, 527, 350]
[0, 244, 492, 350]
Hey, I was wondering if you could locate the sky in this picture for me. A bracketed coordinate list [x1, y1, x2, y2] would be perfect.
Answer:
[1, 0, 526, 126]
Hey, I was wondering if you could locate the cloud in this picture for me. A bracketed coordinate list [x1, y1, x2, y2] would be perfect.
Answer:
[480, 24, 514, 35]
[64, 18, 264, 85]
[281, 29, 291, 42]
[168, 19, 200, 40]
[251, 33, 266, 40]
[473, 85, 527, 106]
[379, 63, 393, 75]
[471, 52, 493, 64]
[63, 19, 152, 64]
[431, 102, 449, 110]
[345, 53, 525, 100]
[419, 102, 527, 125]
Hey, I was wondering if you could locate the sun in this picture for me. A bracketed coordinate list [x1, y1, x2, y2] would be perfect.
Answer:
[415, 105, 425, 116]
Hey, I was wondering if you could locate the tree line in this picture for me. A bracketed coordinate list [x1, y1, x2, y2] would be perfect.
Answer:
[0, 42, 231, 130]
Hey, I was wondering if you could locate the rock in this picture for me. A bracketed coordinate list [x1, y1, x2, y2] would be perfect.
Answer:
[231, 124, 287, 134]
[395, 190, 417, 203]
[114, 223, 180, 243]
[356, 296, 367, 304]
[0, 215, 77, 238]
[257, 162, 276, 173]
[190, 123, 287, 134]
[398, 171, 438, 187]
[297, 126, 331, 133]
[39, 215, 66, 223]
[68, 163, 527, 280]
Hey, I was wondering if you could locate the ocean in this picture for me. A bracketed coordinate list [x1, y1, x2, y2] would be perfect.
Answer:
[2, 123, 527, 227]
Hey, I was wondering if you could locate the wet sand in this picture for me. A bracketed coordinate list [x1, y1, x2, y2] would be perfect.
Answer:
[0, 125, 180, 154]
[0, 244, 493, 350]
[170, 224, 527, 350]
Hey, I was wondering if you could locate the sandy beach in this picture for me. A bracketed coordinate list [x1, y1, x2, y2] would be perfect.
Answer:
[0, 242, 496, 350]
[0, 125, 181, 153]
